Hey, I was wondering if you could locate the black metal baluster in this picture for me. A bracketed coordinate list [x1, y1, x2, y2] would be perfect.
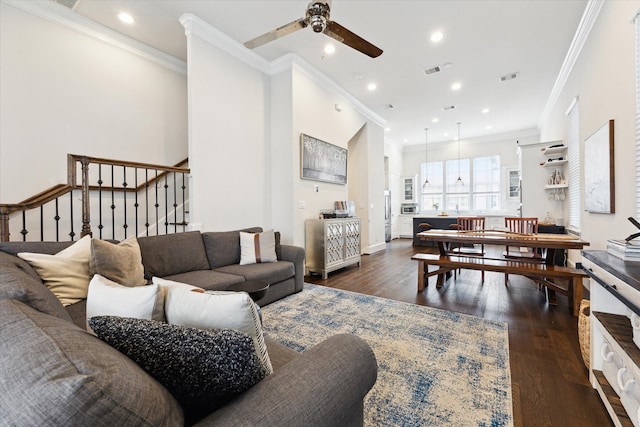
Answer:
[40, 205, 44, 241]
[98, 165, 104, 239]
[154, 169, 159, 236]
[164, 174, 169, 234]
[111, 165, 115, 240]
[69, 190, 75, 241]
[134, 168, 139, 236]
[173, 172, 178, 233]
[21, 211, 27, 241]
[122, 166, 128, 238]
[145, 168, 150, 236]
[181, 172, 186, 231]
[54, 198, 60, 242]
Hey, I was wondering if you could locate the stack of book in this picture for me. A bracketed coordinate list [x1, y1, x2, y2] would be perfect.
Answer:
[607, 239, 640, 261]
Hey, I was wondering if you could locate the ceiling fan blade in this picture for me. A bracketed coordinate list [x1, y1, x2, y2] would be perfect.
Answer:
[244, 18, 308, 49]
[324, 20, 382, 58]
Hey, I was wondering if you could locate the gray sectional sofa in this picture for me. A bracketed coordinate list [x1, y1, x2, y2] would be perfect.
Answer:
[0, 228, 378, 426]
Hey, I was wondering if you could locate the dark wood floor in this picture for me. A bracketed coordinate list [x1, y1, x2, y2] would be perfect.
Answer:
[304, 238, 613, 427]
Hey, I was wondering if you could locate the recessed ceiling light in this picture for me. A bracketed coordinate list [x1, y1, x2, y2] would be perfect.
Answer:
[486, 125, 493, 130]
[324, 44, 335, 54]
[385, 127, 391, 132]
[451, 82, 462, 91]
[367, 83, 377, 91]
[118, 12, 135, 24]
[481, 108, 490, 114]
[430, 32, 444, 42]
[403, 139, 409, 143]
[432, 118, 439, 123]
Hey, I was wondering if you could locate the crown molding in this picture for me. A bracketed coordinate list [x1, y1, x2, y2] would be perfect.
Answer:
[179, 13, 271, 74]
[271, 54, 386, 128]
[180, 14, 385, 128]
[538, 0, 604, 127]
[2, 0, 187, 75]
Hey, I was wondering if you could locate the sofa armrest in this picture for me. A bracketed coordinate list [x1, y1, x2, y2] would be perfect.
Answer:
[279, 244, 305, 293]
[195, 333, 377, 427]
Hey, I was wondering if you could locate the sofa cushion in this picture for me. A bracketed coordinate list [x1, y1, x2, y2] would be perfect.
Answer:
[239, 230, 277, 265]
[0, 241, 75, 257]
[16, 235, 92, 306]
[162, 269, 245, 291]
[202, 227, 263, 269]
[90, 236, 145, 287]
[89, 316, 267, 425]
[86, 274, 165, 327]
[137, 231, 210, 279]
[0, 251, 72, 322]
[215, 261, 295, 284]
[0, 299, 183, 427]
[160, 284, 272, 375]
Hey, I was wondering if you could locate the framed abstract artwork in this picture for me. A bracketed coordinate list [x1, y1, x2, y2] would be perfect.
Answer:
[300, 134, 347, 185]
[584, 119, 614, 213]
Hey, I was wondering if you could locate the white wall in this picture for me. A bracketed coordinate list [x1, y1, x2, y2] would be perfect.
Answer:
[0, 2, 187, 203]
[284, 65, 386, 251]
[539, 1, 638, 251]
[183, 19, 270, 232]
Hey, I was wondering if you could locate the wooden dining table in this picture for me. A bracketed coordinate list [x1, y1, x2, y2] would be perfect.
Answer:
[417, 229, 590, 264]
[414, 229, 591, 314]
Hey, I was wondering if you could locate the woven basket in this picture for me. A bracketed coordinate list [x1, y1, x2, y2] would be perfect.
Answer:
[578, 299, 591, 369]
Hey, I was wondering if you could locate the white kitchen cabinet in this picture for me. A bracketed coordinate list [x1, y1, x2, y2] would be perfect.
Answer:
[399, 215, 414, 238]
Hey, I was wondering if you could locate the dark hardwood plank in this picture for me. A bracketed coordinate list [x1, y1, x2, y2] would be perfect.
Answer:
[305, 238, 613, 427]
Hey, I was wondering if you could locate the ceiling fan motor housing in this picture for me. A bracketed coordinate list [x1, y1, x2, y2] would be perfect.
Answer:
[307, 2, 330, 33]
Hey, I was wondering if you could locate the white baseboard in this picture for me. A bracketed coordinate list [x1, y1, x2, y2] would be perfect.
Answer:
[363, 242, 387, 255]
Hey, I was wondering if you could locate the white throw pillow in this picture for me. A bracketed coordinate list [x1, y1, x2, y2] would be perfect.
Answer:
[17, 235, 92, 306]
[239, 230, 277, 265]
[86, 274, 165, 329]
[165, 287, 272, 375]
[152, 276, 204, 300]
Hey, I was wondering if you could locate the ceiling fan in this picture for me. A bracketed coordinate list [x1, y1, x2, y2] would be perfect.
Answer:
[244, 0, 383, 58]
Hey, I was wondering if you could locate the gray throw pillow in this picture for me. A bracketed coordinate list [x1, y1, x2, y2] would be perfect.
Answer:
[89, 316, 268, 424]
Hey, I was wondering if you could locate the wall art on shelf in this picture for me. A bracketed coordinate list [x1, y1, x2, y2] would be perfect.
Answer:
[300, 133, 347, 185]
[584, 119, 615, 213]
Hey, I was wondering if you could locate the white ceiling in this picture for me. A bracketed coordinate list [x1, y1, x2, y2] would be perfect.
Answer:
[66, 0, 588, 147]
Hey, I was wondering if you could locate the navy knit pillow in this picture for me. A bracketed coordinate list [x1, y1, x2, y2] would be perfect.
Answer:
[89, 316, 268, 424]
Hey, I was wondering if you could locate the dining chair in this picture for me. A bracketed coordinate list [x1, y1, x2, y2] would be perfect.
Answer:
[503, 217, 542, 284]
[450, 216, 486, 282]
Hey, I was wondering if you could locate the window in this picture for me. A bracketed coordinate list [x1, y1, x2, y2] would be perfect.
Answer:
[420, 155, 500, 212]
[420, 161, 443, 210]
[445, 158, 470, 211]
[473, 156, 501, 210]
[567, 98, 580, 232]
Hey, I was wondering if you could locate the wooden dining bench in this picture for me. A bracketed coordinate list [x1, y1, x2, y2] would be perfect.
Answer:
[411, 253, 588, 316]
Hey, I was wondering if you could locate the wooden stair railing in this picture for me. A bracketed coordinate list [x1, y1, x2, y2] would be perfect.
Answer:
[0, 154, 190, 242]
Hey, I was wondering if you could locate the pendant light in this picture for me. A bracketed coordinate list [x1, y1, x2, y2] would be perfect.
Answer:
[422, 128, 429, 188]
[455, 122, 463, 185]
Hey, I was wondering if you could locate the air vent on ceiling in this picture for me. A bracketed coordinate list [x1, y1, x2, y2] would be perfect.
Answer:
[500, 72, 520, 82]
[424, 66, 441, 76]
[443, 105, 455, 111]
[54, 0, 80, 9]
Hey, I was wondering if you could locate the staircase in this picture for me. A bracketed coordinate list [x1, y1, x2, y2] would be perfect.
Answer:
[0, 154, 190, 242]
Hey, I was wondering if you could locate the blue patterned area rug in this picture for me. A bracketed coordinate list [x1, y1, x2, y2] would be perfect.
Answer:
[261, 284, 513, 427]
